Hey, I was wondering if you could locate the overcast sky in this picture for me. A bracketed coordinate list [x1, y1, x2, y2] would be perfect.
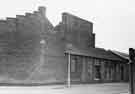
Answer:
[0, 0, 135, 53]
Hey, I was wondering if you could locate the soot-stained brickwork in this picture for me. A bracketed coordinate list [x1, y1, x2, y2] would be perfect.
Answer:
[0, 6, 128, 84]
[62, 13, 95, 48]
[0, 7, 67, 84]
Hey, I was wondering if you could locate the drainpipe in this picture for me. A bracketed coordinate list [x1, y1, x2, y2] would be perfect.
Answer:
[129, 48, 135, 94]
[129, 60, 134, 94]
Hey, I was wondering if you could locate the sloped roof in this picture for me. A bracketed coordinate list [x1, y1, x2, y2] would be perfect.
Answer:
[109, 50, 129, 60]
[65, 44, 125, 62]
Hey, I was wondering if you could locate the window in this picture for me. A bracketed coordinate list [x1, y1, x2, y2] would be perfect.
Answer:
[71, 59, 76, 72]
[73, 20, 79, 27]
[88, 61, 92, 73]
[71, 56, 81, 73]
[95, 65, 101, 80]
[94, 59, 101, 80]
[121, 65, 124, 80]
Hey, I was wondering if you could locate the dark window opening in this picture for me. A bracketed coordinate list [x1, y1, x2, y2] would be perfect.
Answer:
[95, 65, 101, 80]
[121, 66, 124, 80]
[71, 56, 81, 73]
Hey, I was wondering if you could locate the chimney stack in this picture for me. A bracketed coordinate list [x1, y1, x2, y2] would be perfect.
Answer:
[38, 6, 46, 16]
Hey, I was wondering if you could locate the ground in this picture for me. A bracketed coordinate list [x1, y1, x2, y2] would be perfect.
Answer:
[0, 83, 128, 94]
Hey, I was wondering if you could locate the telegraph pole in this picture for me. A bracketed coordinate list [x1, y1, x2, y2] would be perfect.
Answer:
[66, 44, 72, 88]
[67, 52, 71, 88]
[129, 48, 135, 94]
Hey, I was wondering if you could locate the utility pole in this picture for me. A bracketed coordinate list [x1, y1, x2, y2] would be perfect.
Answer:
[67, 52, 71, 88]
[66, 44, 72, 88]
[129, 48, 135, 94]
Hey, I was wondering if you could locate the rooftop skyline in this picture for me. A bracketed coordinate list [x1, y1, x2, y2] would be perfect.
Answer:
[0, 0, 134, 53]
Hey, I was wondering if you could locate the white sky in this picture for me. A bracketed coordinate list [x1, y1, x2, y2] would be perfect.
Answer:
[0, 0, 135, 53]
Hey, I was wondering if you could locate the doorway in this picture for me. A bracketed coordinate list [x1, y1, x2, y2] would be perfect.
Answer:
[94, 65, 101, 80]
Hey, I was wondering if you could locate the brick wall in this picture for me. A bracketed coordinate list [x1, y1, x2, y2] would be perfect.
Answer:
[0, 7, 67, 84]
[62, 13, 95, 48]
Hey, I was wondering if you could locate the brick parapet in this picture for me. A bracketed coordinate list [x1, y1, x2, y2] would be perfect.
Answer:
[0, 6, 46, 30]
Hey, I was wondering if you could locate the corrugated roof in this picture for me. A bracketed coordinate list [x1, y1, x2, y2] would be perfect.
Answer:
[65, 44, 125, 62]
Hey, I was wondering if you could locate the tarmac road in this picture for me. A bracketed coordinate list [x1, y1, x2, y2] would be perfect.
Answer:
[0, 82, 128, 94]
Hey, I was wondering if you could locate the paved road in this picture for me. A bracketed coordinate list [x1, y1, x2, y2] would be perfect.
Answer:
[0, 83, 128, 94]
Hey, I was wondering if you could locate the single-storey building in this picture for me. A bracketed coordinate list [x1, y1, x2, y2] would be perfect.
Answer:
[65, 44, 129, 83]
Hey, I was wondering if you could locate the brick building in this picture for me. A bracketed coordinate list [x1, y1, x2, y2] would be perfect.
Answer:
[0, 6, 129, 85]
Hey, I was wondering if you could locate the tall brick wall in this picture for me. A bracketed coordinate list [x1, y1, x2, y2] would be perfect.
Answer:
[28, 31, 66, 83]
[62, 13, 95, 48]
[0, 7, 67, 84]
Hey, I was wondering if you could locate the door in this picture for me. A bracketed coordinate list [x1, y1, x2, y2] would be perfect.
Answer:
[70, 56, 82, 82]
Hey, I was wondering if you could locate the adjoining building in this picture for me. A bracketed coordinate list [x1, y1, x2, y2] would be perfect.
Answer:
[65, 45, 129, 83]
[0, 6, 129, 85]
[57, 12, 129, 83]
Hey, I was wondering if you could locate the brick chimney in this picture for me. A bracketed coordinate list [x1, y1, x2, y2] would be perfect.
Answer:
[38, 6, 46, 16]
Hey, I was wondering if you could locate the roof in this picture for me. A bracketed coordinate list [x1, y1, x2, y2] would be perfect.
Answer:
[109, 50, 129, 60]
[65, 44, 125, 62]
[62, 12, 93, 24]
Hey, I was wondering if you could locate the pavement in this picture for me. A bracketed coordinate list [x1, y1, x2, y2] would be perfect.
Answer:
[0, 82, 129, 94]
